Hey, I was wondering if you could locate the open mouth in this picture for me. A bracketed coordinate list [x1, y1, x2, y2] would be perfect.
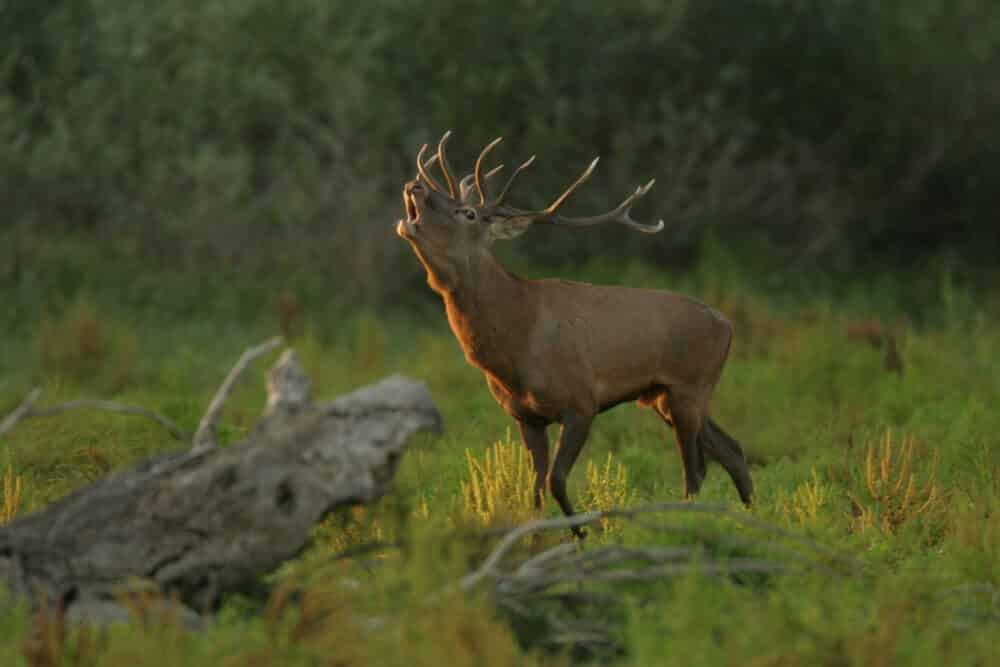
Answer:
[404, 192, 420, 224]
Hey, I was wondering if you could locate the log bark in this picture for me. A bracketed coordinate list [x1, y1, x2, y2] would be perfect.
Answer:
[0, 349, 442, 621]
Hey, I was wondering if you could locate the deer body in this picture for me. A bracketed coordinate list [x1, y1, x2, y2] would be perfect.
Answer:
[439, 267, 730, 420]
[398, 134, 754, 536]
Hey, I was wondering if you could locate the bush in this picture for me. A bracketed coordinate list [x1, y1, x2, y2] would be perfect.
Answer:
[2, 0, 998, 307]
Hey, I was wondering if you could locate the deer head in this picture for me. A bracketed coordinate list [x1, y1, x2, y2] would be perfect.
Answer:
[396, 132, 664, 290]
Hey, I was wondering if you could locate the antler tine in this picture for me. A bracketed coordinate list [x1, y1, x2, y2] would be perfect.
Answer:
[459, 165, 505, 204]
[459, 174, 476, 202]
[437, 130, 459, 200]
[492, 155, 537, 206]
[474, 137, 504, 205]
[484, 164, 504, 180]
[543, 157, 600, 214]
[416, 144, 446, 195]
[533, 178, 664, 233]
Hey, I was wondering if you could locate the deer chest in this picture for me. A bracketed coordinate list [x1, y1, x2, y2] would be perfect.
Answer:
[484, 373, 561, 425]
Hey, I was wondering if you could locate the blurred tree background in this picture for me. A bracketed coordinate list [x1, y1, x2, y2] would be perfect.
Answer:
[2, 0, 998, 313]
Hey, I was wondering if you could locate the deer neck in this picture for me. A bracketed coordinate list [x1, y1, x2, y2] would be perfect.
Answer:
[438, 249, 532, 376]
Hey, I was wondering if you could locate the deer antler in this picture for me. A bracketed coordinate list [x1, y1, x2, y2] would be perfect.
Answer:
[415, 131, 468, 201]
[416, 133, 533, 206]
[421, 134, 507, 204]
[416, 135, 663, 233]
[499, 156, 663, 233]
[532, 177, 664, 233]
[437, 131, 459, 199]
[416, 144, 447, 195]
[460, 165, 504, 204]
[491, 154, 537, 206]
[473, 137, 504, 205]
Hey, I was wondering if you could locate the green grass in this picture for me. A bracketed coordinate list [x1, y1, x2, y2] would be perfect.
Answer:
[1, 255, 998, 665]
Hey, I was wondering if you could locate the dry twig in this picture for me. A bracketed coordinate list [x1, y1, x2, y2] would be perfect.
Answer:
[28, 399, 187, 441]
[2, 338, 283, 449]
[0, 388, 42, 440]
[459, 502, 854, 593]
[2, 390, 186, 442]
[450, 502, 861, 658]
[192, 337, 282, 452]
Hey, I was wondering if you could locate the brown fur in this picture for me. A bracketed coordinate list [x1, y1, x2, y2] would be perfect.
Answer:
[397, 142, 753, 536]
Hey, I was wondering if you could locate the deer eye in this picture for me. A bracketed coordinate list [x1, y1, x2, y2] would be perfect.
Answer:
[458, 208, 478, 221]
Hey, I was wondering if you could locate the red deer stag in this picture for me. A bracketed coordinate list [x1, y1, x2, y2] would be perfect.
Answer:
[397, 132, 754, 537]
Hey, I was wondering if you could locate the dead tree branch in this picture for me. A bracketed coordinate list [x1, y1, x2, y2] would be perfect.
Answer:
[452, 502, 862, 658]
[460, 502, 855, 593]
[0, 388, 41, 440]
[192, 336, 283, 453]
[0, 338, 284, 448]
[26, 398, 187, 441]
[2, 390, 185, 443]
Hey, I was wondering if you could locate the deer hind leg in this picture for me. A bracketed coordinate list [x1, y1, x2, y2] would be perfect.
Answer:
[517, 420, 550, 510]
[550, 411, 593, 539]
[655, 391, 707, 498]
[700, 417, 754, 506]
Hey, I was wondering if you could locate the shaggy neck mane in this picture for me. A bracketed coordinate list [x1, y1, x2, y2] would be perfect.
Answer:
[435, 248, 534, 377]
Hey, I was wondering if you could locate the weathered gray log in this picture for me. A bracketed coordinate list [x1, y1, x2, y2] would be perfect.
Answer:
[0, 348, 442, 620]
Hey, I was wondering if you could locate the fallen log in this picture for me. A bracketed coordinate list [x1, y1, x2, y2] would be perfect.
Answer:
[0, 343, 442, 623]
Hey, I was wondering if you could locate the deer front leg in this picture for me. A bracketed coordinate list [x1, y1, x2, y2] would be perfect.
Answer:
[518, 420, 550, 509]
[550, 412, 593, 539]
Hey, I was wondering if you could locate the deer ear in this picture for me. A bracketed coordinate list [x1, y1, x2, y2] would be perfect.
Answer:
[487, 216, 532, 241]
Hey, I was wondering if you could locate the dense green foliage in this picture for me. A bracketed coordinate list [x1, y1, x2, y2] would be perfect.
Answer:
[1, 254, 998, 665]
[3, 0, 999, 307]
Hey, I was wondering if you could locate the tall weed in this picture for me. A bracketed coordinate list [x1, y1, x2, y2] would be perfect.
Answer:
[462, 430, 536, 528]
[850, 431, 941, 535]
[2, 465, 22, 524]
[36, 299, 137, 391]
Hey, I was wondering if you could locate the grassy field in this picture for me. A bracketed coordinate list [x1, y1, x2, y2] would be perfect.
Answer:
[1, 249, 998, 665]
